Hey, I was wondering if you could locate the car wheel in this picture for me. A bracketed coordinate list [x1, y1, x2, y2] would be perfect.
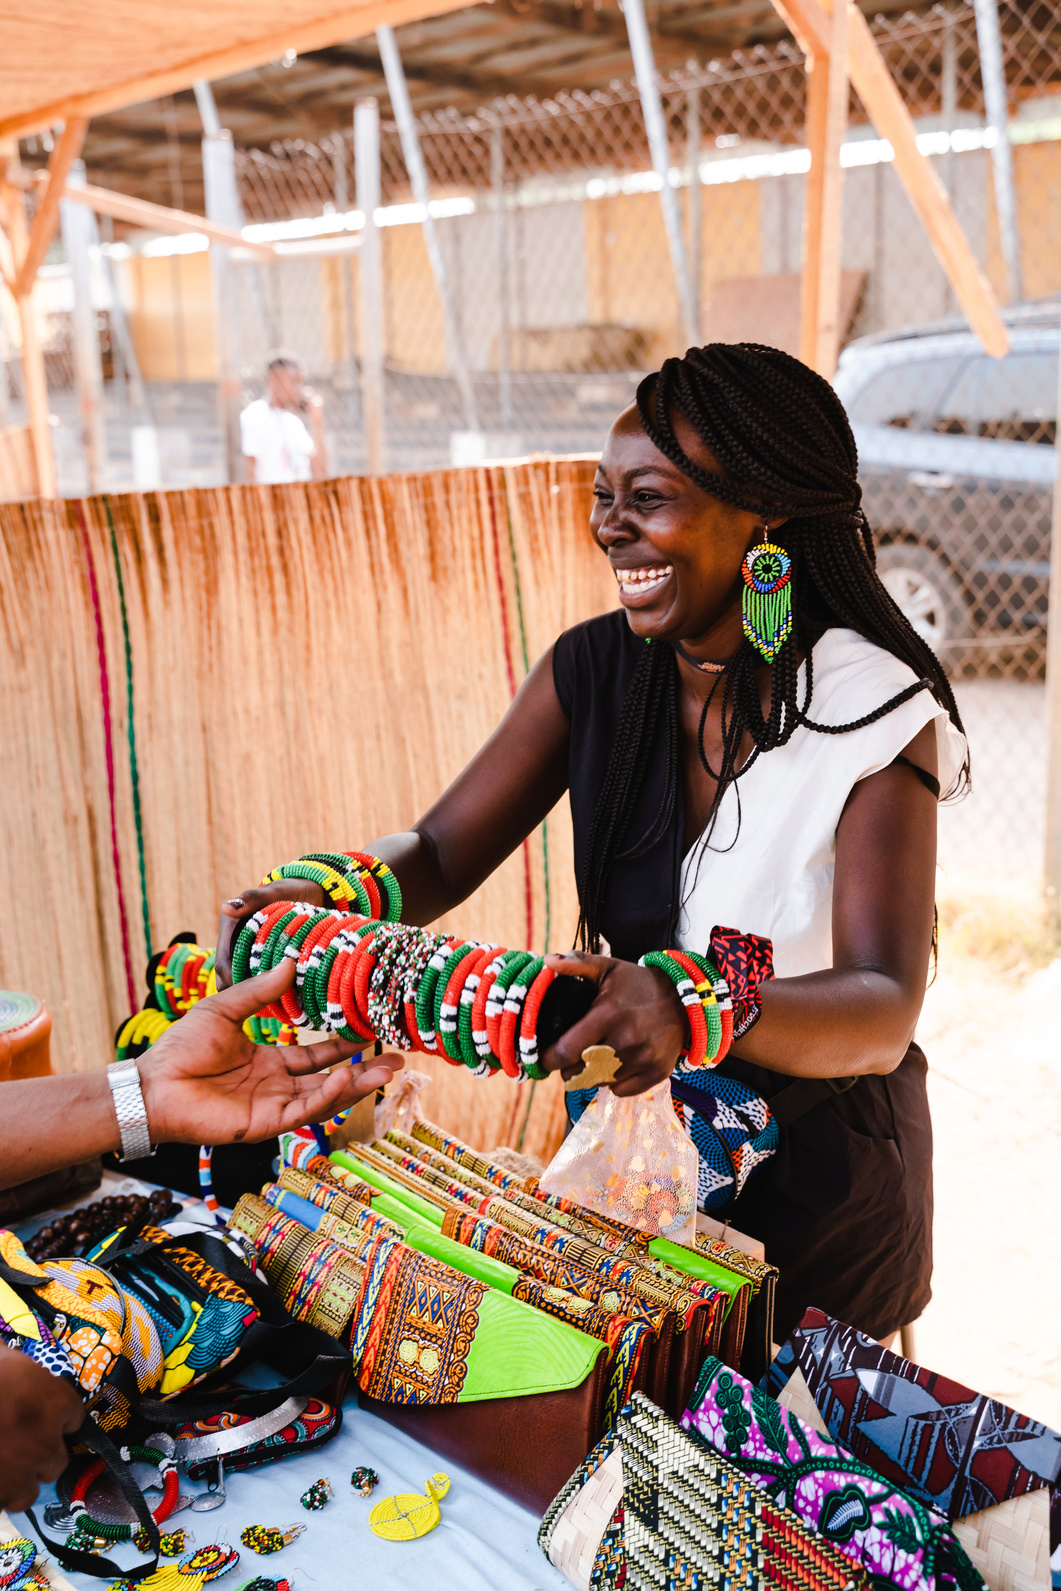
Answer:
[875, 542, 969, 650]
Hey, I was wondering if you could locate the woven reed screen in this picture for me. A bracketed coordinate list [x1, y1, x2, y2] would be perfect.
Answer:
[0, 457, 614, 1162]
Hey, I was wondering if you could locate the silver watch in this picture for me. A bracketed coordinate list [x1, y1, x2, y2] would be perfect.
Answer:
[106, 1057, 154, 1162]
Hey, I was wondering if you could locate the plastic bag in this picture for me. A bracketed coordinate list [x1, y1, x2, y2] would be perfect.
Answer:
[374, 1068, 432, 1139]
[539, 1079, 697, 1244]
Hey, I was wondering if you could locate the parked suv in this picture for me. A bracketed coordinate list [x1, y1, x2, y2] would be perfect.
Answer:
[833, 302, 1059, 668]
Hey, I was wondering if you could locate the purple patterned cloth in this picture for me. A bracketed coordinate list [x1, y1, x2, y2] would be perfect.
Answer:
[682, 1356, 985, 1591]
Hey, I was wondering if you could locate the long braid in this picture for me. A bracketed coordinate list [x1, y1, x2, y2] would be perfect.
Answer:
[580, 341, 968, 953]
[577, 641, 678, 952]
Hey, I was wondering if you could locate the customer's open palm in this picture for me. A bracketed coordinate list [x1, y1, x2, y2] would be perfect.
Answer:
[138, 960, 401, 1145]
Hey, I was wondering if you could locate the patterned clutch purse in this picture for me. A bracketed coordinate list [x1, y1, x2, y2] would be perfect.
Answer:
[539, 1392, 869, 1591]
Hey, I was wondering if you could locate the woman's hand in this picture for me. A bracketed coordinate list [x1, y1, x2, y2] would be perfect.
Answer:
[139, 959, 401, 1144]
[539, 952, 686, 1096]
[215, 880, 329, 988]
[0, 1348, 85, 1511]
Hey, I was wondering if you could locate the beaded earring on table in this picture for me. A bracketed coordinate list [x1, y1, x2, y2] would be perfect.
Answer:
[741, 528, 793, 663]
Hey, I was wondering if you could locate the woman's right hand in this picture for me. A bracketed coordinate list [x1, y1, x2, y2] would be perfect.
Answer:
[215, 879, 328, 987]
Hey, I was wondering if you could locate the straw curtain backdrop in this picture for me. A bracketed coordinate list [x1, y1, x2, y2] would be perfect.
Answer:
[0, 458, 614, 1161]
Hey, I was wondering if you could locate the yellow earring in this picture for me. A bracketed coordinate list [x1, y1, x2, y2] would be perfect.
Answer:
[369, 1472, 451, 1541]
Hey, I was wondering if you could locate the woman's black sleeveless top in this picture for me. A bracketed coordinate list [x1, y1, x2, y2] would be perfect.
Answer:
[552, 609, 934, 1342]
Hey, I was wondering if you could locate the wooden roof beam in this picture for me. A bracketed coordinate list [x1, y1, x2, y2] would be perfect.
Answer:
[0, 0, 472, 142]
[773, 0, 1008, 357]
[15, 118, 87, 295]
[490, 0, 713, 57]
[10, 166, 277, 258]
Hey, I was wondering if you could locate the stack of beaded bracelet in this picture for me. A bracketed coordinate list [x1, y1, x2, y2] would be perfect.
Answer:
[229, 905, 561, 1083]
[259, 851, 402, 922]
[638, 949, 733, 1070]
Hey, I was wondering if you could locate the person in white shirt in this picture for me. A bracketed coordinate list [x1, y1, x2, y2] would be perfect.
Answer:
[241, 354, 328, 485]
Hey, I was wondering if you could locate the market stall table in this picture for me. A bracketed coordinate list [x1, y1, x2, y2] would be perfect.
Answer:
[9, 1173, 570, 1591]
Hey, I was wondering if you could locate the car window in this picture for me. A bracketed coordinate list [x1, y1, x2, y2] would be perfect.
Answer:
[844, 355, 968, 431]
[932, 350, 1058, 444]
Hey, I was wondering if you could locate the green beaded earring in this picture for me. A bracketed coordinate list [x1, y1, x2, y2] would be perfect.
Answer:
[741, 534, 793, 663]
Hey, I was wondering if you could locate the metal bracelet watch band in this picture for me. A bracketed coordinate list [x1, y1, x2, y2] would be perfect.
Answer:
[106, 1057, 154, 1162]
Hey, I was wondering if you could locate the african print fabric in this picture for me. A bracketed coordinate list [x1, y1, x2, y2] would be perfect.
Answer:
[683, 1356, 985, 1591]
[355, 1241, 484, 1404]
[709, 924, 775, 1040]
[0, 1229, 127, 1406]
[180, 1396, 341, 1479]
[440, 1206, 655, 1321]
[763, 1309, 1061, 1555]
[670, 1072, 779, 1209]
[568, 1070, 778, 1214]
[228, 1195, 364, 1342]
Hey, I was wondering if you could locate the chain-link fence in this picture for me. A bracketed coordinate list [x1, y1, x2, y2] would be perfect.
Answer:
[2, 0, 1060, 892]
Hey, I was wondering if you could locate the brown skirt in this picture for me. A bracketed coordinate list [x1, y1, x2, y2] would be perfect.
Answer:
[723, 1043, 933, 1343]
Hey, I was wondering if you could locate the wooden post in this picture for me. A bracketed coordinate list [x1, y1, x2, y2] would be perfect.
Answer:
[15, 119, 88, 297]
[61, 166, 106, 494]
[799, 0, 847, 376]
[0, 141, 54, 498]
[773, 0, 1009, 358]
[355, 98, 386, 475]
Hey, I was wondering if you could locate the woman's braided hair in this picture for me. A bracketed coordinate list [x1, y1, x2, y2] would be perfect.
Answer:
[577, 341, 968, 953]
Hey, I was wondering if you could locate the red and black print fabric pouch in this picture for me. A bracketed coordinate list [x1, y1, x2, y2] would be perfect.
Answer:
[763, 1308, 1061, 1578]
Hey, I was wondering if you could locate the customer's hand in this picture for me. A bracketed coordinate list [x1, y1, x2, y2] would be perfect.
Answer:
[215, 880, 329, 988]
[0, 1348, 84, 1512]
[539, 952, 686, 1096]
[140, 959, 401, 1144]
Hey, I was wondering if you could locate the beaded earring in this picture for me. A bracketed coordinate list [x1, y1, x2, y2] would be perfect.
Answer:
[741, 533, 793, 663]
[351, 1467, 380, 1497]
[299, 1478, 333, 1511]
[239, 1526, 305, 1555]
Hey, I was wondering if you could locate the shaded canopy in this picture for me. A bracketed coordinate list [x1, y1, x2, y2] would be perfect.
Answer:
[0, 0, 468, 140]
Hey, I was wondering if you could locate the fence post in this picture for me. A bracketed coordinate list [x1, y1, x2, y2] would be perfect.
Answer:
[355, 98, 386, 475]
[799, 0, 848, 378]
[686, 87, 702, 343]
[194, 78, 244, 485]
[622, 0, 698, 350]
[1043, 343, 1061, 924]
[61, 163, 106, 494]
[492, 123, 513, 432]
[333, 135, 360, 425]
[973, 0, 1022, 305]
[376, 26, 479, 437]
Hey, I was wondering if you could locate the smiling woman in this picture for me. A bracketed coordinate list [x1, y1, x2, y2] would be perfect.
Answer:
[217, 342, 969, 1344]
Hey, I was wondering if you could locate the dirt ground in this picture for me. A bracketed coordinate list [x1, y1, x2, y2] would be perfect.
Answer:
[912, 892, 1061, 1429]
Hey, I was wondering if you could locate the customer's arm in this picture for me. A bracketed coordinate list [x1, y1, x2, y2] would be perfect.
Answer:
[0, 961, 400, 1191]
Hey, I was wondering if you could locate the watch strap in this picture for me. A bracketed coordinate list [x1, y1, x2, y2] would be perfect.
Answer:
[106, 1057, 154, 1162]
